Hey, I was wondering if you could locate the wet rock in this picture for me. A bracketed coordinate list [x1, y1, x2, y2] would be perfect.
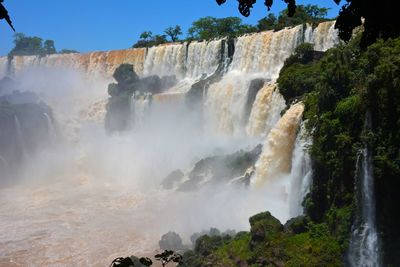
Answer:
[243, 79, 266, 125]
[161, 169, 184, 189]
[113, 63, 139, 89]
[160, 75, 177, 89]
[178, 144, 262, 191]
[140, 75, 162, 94]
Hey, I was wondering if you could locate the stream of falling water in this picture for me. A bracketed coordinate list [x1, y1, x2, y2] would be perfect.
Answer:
[0, 21, 339, 266]
[348, 146, 380, 266]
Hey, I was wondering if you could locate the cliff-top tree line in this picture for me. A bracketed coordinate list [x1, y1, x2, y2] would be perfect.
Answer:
[132, 4, 329, 48]
[8, 33, 78, 58]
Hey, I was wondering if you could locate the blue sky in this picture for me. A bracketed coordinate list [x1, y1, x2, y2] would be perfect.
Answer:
[0, 0, 343, 56]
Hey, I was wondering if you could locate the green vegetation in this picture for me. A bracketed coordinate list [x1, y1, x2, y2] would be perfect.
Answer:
[187, 16, 256, 40]
[133, 4, 329, 48]
[257, 4, 329, 31]
[8, 33, 78, 57]
[278, 36, 400, 265]
[132, 31, 168, 48]
[164, 25, 182, 42]
[179, 212, 341, 267]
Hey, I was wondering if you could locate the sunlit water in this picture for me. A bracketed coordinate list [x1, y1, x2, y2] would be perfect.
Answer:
[0, 21, 339, 266]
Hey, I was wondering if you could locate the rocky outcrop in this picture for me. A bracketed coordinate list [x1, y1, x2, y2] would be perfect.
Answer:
[178, 144, 262, 191]
[0, 79, 55, 183]
[161, 169, 184, 189]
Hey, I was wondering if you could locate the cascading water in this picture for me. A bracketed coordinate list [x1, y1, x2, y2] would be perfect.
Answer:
[252, 102, 304, 187]
[287, 122, 312, 217]
[14, 115, 28, 160]
[246, 83, 285, 137]
[0, 57, 9, 79]
[43, 112, 57, 145]
[229, 24, 304, 78]
[130, 93, 152, 129]
[0, 21, 340, 266]
[348, 114, 380, 266]
[308, 20, 340, 51]
[204, 73, 250, 136]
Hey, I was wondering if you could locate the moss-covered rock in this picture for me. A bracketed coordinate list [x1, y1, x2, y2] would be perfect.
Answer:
[249, 211, 283, 244]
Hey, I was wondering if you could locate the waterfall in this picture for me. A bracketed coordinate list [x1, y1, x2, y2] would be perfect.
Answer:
[0, 20, 346, 265]
[1, 21, 338, 81]
[348, 141, 380, 266]
[252, 102, 304, 187]
[185, 40, 224, 78]
[309, 20, 340, 51]
[43, 112, 57, 145]
[143, 44, 186, 78]
[246, 83, 285, 137]
[229, 24, 304, 79]
[204, 73, 250, 136]
[131, 93, 152, 129]
[287, 122, 312, 217]
[14, 115, 29, 160]
[0, 57, 9, 79]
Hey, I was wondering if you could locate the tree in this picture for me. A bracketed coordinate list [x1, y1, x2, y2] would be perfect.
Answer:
[59, 49, 79, 54]
[216, 0, 399, 48]
[133, 32, 167, 48]
[140, 31, 153, 41]
[188, 16, 255, 40]
[274, 4, 329, 30]
[257, 13, 277, 31]
[9, 33, 44, 56]
[8, 33, 61, 57]
[164, 25, 182, 42]
[43, 40, 56, 55]
[256, 5, 328, 32]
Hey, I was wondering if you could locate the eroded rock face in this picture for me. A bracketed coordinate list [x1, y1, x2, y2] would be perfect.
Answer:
[178, 144, 262, 191]
[105, 64, 177, 133]
[0, 80, 55, 183]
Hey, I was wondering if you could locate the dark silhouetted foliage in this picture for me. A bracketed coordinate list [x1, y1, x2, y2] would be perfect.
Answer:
[216, 0, 399, 48]
[0, 0, 15, 31]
